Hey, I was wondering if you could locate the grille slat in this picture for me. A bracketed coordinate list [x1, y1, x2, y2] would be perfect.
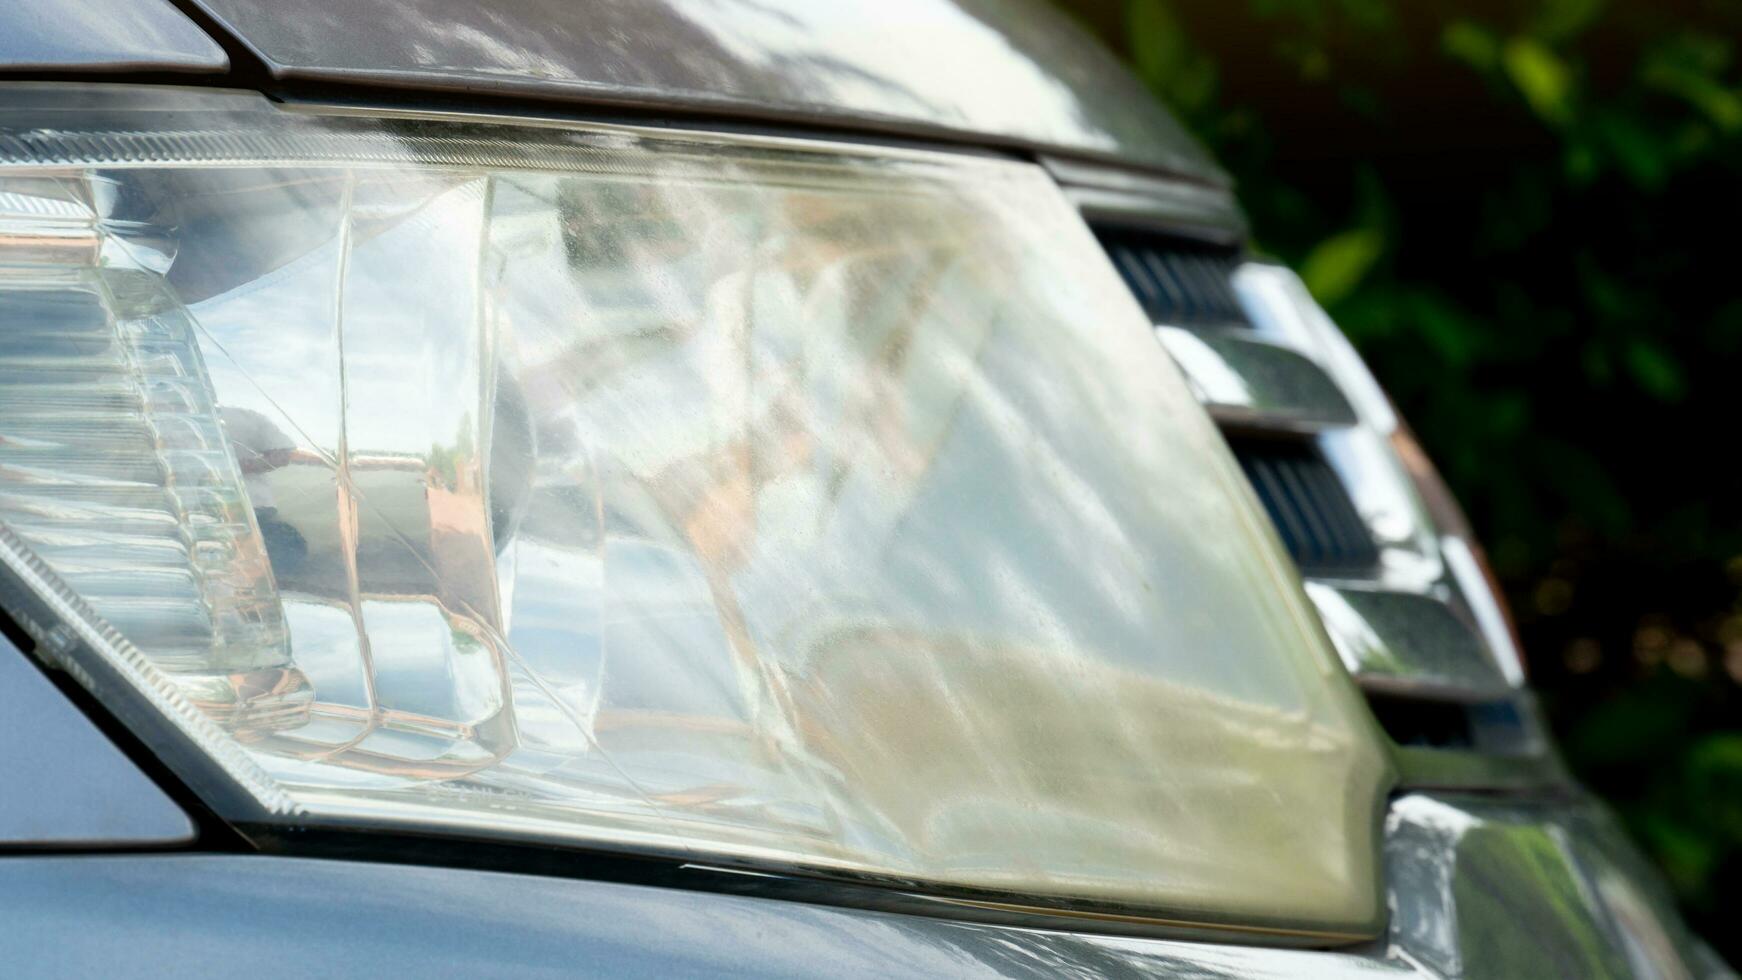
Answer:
[1112, 244, 1162, 310]
[1242, 453, 1308, 558]
[1093, 227, 1248, 328]
[1230, 437, 1378, 573]
[1142, 250, 1186, 320]
[1088, 222, 1373, 571]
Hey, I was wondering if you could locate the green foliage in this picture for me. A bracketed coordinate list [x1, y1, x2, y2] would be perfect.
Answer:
[1504, 37, 1576, 124]
[1442, 20, 1500, 70]
[1299, 227, 1383, 305]
[1128, 0, 1218, 111]
[1064, 0, 1742, 959]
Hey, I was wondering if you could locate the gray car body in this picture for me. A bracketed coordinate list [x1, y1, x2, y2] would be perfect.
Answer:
[3, 0, 1222, 182]
[0, 626, 1724, 978]
[0, 1, 1728, 977]
[0, 620, 1727, 977]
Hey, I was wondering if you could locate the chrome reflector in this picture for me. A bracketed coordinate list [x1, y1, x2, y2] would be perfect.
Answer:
[0, 195, 308, 734]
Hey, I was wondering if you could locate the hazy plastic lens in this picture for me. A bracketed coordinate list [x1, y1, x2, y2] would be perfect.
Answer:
[0, 87, 1390, 936]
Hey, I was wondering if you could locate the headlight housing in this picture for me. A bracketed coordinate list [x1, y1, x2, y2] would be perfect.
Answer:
[0, 85, 1391, 940]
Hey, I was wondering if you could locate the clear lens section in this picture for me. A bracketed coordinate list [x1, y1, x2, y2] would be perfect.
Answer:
[0, 180, 308, 732]
[0, 88, 1389, 933]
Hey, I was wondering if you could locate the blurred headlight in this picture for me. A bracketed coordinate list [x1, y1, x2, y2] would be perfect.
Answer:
[0, 86, 1390, 938]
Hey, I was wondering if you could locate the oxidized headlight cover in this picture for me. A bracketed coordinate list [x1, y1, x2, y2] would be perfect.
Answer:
[0, 86, 1391, 939]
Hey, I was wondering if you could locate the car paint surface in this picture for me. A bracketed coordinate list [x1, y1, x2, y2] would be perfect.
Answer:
[0, 0, 1221, 182]
[0, 640, 193, 846]
[0, 790, 1722, 978]
[0, 0, 227, 74]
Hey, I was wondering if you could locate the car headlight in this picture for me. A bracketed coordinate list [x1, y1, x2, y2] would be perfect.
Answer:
[0, 84, 1391, 940]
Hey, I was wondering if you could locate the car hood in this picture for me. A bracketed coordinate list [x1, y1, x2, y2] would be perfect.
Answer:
[148, 0, 1223, 182]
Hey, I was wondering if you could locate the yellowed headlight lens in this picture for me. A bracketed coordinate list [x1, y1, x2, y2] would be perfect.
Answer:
[0, 86, 1391, 939]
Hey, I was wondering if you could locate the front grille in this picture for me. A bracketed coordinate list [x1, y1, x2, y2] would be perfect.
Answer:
[1092, 227, 1248, 327]
[1228, 436, 1378, 573]
[1079, 199, 1551, 781]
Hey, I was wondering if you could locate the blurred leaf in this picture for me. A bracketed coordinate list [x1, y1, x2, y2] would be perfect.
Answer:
[1272, 37, 1333, 80]
[1671, 120, 1716, 158]
[1592, 110, 1673, 188]
[1687, 734, 1742, 840]
[1333, 0, 1392, 31]
[1641, 35, 1742, 132]
[1299, 227, 1384, 305]
[1624, 339, 1687, 401]
[1410, 290, 1483, 367]
[1487, 389, 1531, 437]
[1504, 37, 1576, 124]
[1564, 684, 1693, 769]
[1533, 0, 1606, 42]
[1563, 139, 1601, 183]
[1637, 812, 1718, 895]
[1443, 20, 1500, 70]
[1127, 0, 1219, 112]
[1537, 441, 1633, 537]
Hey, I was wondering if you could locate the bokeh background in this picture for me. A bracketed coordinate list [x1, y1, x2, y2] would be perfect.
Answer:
[1057, 0, 1742, 959]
